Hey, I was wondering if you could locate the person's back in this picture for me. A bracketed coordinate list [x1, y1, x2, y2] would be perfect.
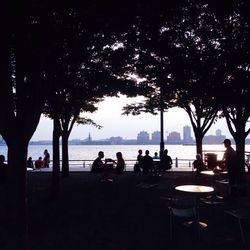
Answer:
[27, 157, 34, 169]
[0, 155, 8, 182]
[134, 149, 143, 173]
[152, 152, 160, 160]
[223, 139, 238, 195]
[193, 154, 206, 175]
[43, 149, 50, 168]
[91, 151, 104, 173]
[35, 157, 44, 169]
[115, 152, 125, 174]
[160, 149, 172, 171]
[141, 150, 154, 174]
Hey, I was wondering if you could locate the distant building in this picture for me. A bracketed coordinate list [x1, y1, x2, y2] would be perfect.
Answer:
[183, 125, 194, 144]
[166, 131, 181, 144]
[203, 129, 226, 144]
[216, 129, 222, 136]
[137, 131, 150, 144]
[151, 131, 161, 143]
[109, 136, 123, 144]
[87, 133, 92, 142]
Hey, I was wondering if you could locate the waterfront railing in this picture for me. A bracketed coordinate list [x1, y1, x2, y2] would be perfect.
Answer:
[45, 158, 196, 172]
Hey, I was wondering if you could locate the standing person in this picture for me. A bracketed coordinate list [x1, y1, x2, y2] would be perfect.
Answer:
[134, 149, 143, 173]
[115, 152, 125, 174]
[43, 149, 50, 168]
[160, 149, 173, 174]
[141, 150, 154, 174]
[0, 155, 8, 182]
[222, 139, 238, 196]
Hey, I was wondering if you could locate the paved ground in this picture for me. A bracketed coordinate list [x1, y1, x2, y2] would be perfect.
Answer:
[21, 172, 250, 249]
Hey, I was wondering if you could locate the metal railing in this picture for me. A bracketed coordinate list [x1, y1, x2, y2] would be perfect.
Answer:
[60, 158, 195, 172]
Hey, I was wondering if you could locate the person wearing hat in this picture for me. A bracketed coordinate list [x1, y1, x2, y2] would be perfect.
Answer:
[222, 139, 238, 195]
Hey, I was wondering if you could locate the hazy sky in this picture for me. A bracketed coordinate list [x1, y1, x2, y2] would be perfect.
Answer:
[32, 95, 231, 141]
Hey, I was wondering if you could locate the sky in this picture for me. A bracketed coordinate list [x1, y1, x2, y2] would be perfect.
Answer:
[31, 95, 232, 141]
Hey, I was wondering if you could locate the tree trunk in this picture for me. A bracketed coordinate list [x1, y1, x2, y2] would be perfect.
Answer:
[6, 140, 29, 250]
[194, 130, 203, 157]
[51, 118, 61, 199]
[233, 134, 247, 187]
[61, 131, 69, 177]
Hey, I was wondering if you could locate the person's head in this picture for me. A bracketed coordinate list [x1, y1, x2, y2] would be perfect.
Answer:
[116, 152, 122, 159]
[138, 149, 142, 155]
[145, 150, 149, 155]
[154, 152, 158, 156]
[98, 151, 104, 159]
[223, 139, 231, 148]
[0, 155, 5, 163]
[44, 149, 48, 154]
[28, 157, 32, 161]
[38, 157, 42, 160]
[163, 149, 168, 155]
[196, 154, 201, 160]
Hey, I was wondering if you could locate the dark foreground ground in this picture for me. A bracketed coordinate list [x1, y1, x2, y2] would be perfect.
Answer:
[8, 171, 250, 249]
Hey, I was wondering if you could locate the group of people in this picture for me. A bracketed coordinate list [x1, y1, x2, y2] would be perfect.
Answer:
[134, 149, 173, 175]
[91, 151, 125, 181]
[27, 149, 50, 169]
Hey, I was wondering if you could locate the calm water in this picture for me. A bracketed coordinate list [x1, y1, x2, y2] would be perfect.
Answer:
[1, 144, 249, 170]
[1, 144, 248, 160]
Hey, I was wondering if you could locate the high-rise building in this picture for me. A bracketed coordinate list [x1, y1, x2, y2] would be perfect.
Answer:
[87, 133, 92, 142]
[216, 129, 222, 136]
[183, 125, 193, 144]
[137, 131, 150, 144]
[166, 131, 181, 144]
[151, 131, 161, 143]
[203, 130, 226, 144]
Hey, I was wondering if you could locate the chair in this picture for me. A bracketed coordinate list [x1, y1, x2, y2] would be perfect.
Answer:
[225, 208, 250, 243]
[168, 196, 199, 240]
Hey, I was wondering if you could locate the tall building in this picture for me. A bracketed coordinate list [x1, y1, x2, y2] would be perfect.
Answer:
[166, 131, 181, 144]
[137, 131, 150, 144]
[203, 130, 226, 144]
[216, 129, 222, 136]
[183, 125, 193, 144]
[151, 131, 161, 143]
[87, 133, 92, 142]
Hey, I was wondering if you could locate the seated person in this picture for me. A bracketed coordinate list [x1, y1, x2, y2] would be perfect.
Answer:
[152, 152, 160, 174]
[26, 157, 34, 169]
[114, 152, 125, 174]
[193, 154, 206, 175]
[159, 149, 172, 172]
[0, 155, 8, 182]
[91, 151, 104, 173]
[141, 150, 154, 174]
[134, 149, 143, 173]
[35, 157, 44, 169]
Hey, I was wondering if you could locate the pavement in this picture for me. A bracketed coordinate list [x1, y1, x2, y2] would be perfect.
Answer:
[23, 171, 250, 250]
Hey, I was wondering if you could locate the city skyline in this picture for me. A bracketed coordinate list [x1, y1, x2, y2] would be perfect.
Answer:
[29, 126, 228, 144]
[31, 96, 233, 141]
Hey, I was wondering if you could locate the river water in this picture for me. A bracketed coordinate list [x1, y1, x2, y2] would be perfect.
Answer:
[0, 144, 229, 161]
[1, 144, 249, 171]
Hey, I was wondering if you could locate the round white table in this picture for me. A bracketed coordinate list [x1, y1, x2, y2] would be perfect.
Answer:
[175, 185, 214, 230]
[175, 184, 214, 194]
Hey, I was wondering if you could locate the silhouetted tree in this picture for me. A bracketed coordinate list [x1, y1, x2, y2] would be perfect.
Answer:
[0, 1, 51, 249]
[211, 0, 250, 185]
